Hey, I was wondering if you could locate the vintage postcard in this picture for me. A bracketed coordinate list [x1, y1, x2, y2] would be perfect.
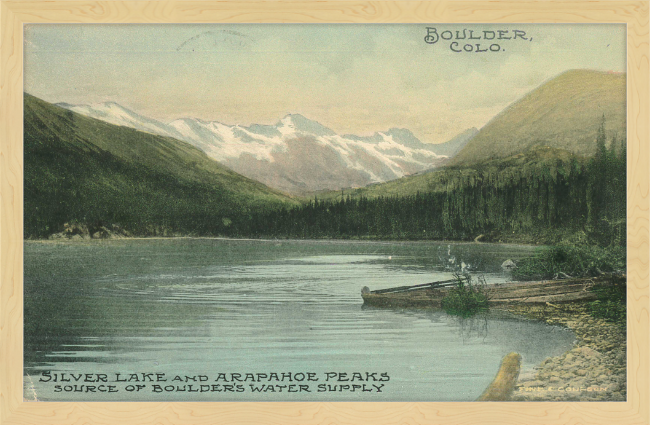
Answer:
[21, 22, 629, 405]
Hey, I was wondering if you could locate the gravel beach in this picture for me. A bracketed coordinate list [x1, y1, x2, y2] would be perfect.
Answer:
[502, 302, 626, 401]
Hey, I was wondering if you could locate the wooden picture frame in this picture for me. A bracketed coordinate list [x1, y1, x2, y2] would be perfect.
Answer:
[1, 1, 648, 424]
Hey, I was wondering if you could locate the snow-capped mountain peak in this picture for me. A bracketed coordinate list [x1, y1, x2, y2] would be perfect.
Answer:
[382, 128, 426, 149]
[277, 114, 336, 138]
[57, 101, 180, 139]
[57, 101, 476, 194]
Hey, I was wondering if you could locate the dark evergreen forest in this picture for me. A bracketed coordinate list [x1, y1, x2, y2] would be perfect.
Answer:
[25, 102, 626, 247]
[244, 123, 626, 247]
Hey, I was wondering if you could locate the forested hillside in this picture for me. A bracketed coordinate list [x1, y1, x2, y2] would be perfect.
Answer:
[24, 94, 296, 239]
[251, 124, 625, 246]
[25, 92, 626, 247]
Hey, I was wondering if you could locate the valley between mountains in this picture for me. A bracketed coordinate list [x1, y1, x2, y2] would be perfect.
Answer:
[25, 69, 626, 246]
[57, 101, 476, 194]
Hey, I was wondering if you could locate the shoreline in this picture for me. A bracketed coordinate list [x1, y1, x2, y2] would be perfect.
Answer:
[27, 235, 626, 400]
[360, 280, 626, 402]
[25, 235, 539, 248]
[500, 302, 626, 401]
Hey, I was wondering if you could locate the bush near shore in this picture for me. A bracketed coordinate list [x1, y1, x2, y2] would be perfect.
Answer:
[441, 274, 489, 317]
[512, 245, 625, 281]
[512, 245, 626, 324]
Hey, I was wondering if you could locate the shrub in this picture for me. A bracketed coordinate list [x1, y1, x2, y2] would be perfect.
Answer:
[587, 277, 626, 324]
[441, 274, 489, 317]
[512, 245, 625, 281]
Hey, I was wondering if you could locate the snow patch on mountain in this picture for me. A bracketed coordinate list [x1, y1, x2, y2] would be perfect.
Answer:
[58, 102, 475, 193]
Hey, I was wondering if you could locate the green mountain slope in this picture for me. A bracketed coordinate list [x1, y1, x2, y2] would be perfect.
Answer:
[272, 144, 625, 246]
[450, 69, 626, 165]
[24, 93, 296, 238]
[308, 146, 585, 202]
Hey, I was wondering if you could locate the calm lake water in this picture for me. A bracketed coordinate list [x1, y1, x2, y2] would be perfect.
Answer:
[24, 238, 575, 401]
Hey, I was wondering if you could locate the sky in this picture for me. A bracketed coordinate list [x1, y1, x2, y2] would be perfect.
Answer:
[24, 24, 626, 144]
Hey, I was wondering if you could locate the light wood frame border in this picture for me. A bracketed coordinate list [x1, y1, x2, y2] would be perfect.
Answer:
[1, 2, 648, 424]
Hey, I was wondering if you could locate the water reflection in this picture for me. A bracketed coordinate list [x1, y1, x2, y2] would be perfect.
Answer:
[450, 314, 490, 343]
[24, 239, 570, 402]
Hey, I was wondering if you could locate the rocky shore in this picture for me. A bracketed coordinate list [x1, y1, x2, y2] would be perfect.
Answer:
[501, 302, 626, 401]
[47, 222, 132, 240]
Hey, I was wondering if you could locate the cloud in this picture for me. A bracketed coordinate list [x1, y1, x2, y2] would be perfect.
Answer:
[24, 24, 626, 144]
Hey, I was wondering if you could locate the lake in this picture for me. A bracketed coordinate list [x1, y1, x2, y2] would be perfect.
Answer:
[23, 238, 575, 401]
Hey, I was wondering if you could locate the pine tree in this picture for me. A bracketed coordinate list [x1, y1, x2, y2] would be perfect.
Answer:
[595, 114, 607, 162]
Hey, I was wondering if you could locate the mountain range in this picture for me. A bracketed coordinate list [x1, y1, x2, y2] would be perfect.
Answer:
[24, 93, 295, 238]
[312, 69, 627, 200]
[56, 102, 477, 194]
[25, 68, 628, 240]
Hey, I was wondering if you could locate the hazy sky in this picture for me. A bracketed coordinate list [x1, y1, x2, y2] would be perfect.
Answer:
[24, 24, 626, 144]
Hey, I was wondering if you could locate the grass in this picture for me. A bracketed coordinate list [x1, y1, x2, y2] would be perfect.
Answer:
[441, 274, 489, 317]
[511, 245, 625, 281]
[587, 276, 626, 325]
[450, 69, 626, 165]
[511, 244, 626, 324]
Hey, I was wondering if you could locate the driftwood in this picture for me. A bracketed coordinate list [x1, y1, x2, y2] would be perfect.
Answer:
[477, 352, 521, 401]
